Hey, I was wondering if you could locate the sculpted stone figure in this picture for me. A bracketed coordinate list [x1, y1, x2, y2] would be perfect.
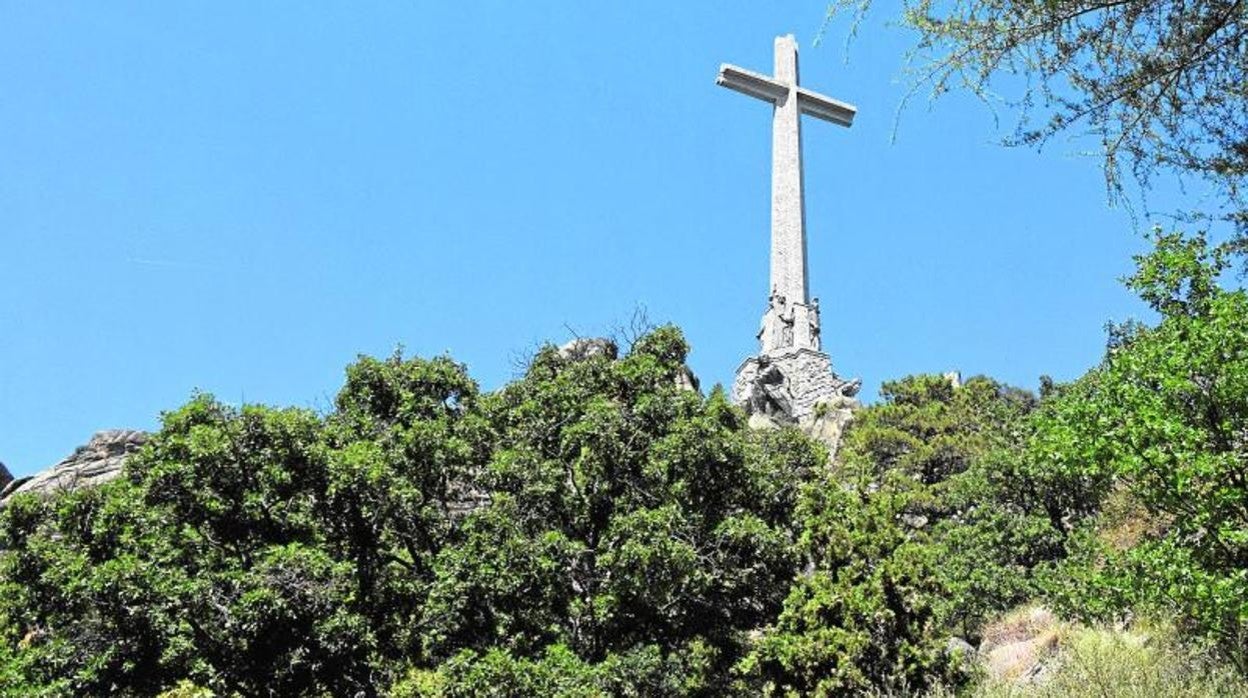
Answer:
[758, 290, 796, 353]
[779, 299, 795, 348]
[809, 298, 822, 350]
[838, 377, 861, 398]
[748, 355, 795, 419]
[757, 291, 779, 345]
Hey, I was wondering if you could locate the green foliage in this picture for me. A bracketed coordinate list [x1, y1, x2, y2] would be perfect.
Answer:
[156, 681, 215, 698]
[419, 325, 806, 692]
[741, 372, 1045, 694]
[840, 373, 1057, 638]
[0, 397, 384, 695]
[391, 643, 716, 698]
[0, 326, 819, 695]
[743, 487, 955, 695]
[3, 236, 1246, 693]
[1033, 231, 1248, 665]
[0, 350, 485, 695]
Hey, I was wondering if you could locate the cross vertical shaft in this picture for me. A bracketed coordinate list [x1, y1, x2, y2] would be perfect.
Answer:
[769, 35, 808, 308]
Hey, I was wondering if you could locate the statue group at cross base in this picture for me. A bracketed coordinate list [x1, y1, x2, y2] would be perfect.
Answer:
[746, 354, 861, 423]
[757, 288, 821, 354]
[746, 355, 793, 419]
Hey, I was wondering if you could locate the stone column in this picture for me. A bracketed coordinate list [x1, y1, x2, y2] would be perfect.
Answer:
[769, 35, 809, 309]
[791, 303, 813, 349]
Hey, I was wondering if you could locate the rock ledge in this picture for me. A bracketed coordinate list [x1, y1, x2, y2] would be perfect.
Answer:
[1, 430, 147, 502]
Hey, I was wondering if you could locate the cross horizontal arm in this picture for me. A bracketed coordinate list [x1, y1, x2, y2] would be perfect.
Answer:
[797, 89, 856, 127]
[716, 64, 788, 103]
[718, 63, 857, 128]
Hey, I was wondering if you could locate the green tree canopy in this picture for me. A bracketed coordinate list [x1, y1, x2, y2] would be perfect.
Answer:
[0, 327, 829, 696]
[1029, 231, 1248, 664]
[741, 372, 1049, 695]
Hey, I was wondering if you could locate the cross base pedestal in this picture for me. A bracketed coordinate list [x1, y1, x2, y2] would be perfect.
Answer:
[732, 348, 858, 422]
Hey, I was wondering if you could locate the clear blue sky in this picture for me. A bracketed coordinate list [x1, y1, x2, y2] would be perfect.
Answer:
[2, 2, 1165, 475]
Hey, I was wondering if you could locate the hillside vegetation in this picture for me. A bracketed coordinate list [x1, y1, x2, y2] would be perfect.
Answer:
[0, 231, 1245, 696]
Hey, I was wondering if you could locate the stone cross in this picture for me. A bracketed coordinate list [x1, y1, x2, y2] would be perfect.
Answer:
[718, 35, 856, 355]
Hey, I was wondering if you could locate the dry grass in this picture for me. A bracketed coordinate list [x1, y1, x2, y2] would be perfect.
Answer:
[971, 621, 1248, 698]
[978, 605, 1062, 654]
[1095, 487, 1172, 552]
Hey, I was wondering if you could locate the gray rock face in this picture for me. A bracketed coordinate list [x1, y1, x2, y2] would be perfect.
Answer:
[978, 606, 1062, 684]
[946, 636, 976, 659]
[801, 400, 856, 457]
[733, 348, 860, 459]
[0, 462, 11, 492]
[747, 412, 783, 431]
[1, 430, 147, 502]
[557, 338, 618, 361]
[741, 383, 857, 460]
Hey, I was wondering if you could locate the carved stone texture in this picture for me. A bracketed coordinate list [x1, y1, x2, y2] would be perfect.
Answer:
[1, 430, 147, 503]
[720, 35, 862, 452]
[734, 350, 857, 458]
[733, 348, 857, 422]
[802, 401, 855, 457]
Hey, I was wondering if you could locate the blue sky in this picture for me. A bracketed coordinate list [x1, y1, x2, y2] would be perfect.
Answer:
[2, 2, 1168, 475]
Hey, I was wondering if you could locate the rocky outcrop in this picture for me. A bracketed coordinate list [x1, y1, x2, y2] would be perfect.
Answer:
[675, 366, 701, 393]
[978, 606, 1062, 685]
[0, 462, 11, 492]
[985, 630, 1060, 683]
[1, 430, 147, 503]
[802, 396, 857, 457]
[558, 336, 701, 393]
[557, 338, 618, 361]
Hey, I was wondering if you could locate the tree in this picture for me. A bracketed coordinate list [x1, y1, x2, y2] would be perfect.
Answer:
[0, 352, 490, 696]
[1031, 231, 1248, 665]
[0, 398, 379, 696]
[0, 327, 828, 696]
[825, 0, 1248, 234]
[740, 373, 1050, 694]
[416, 327, 818, 694]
